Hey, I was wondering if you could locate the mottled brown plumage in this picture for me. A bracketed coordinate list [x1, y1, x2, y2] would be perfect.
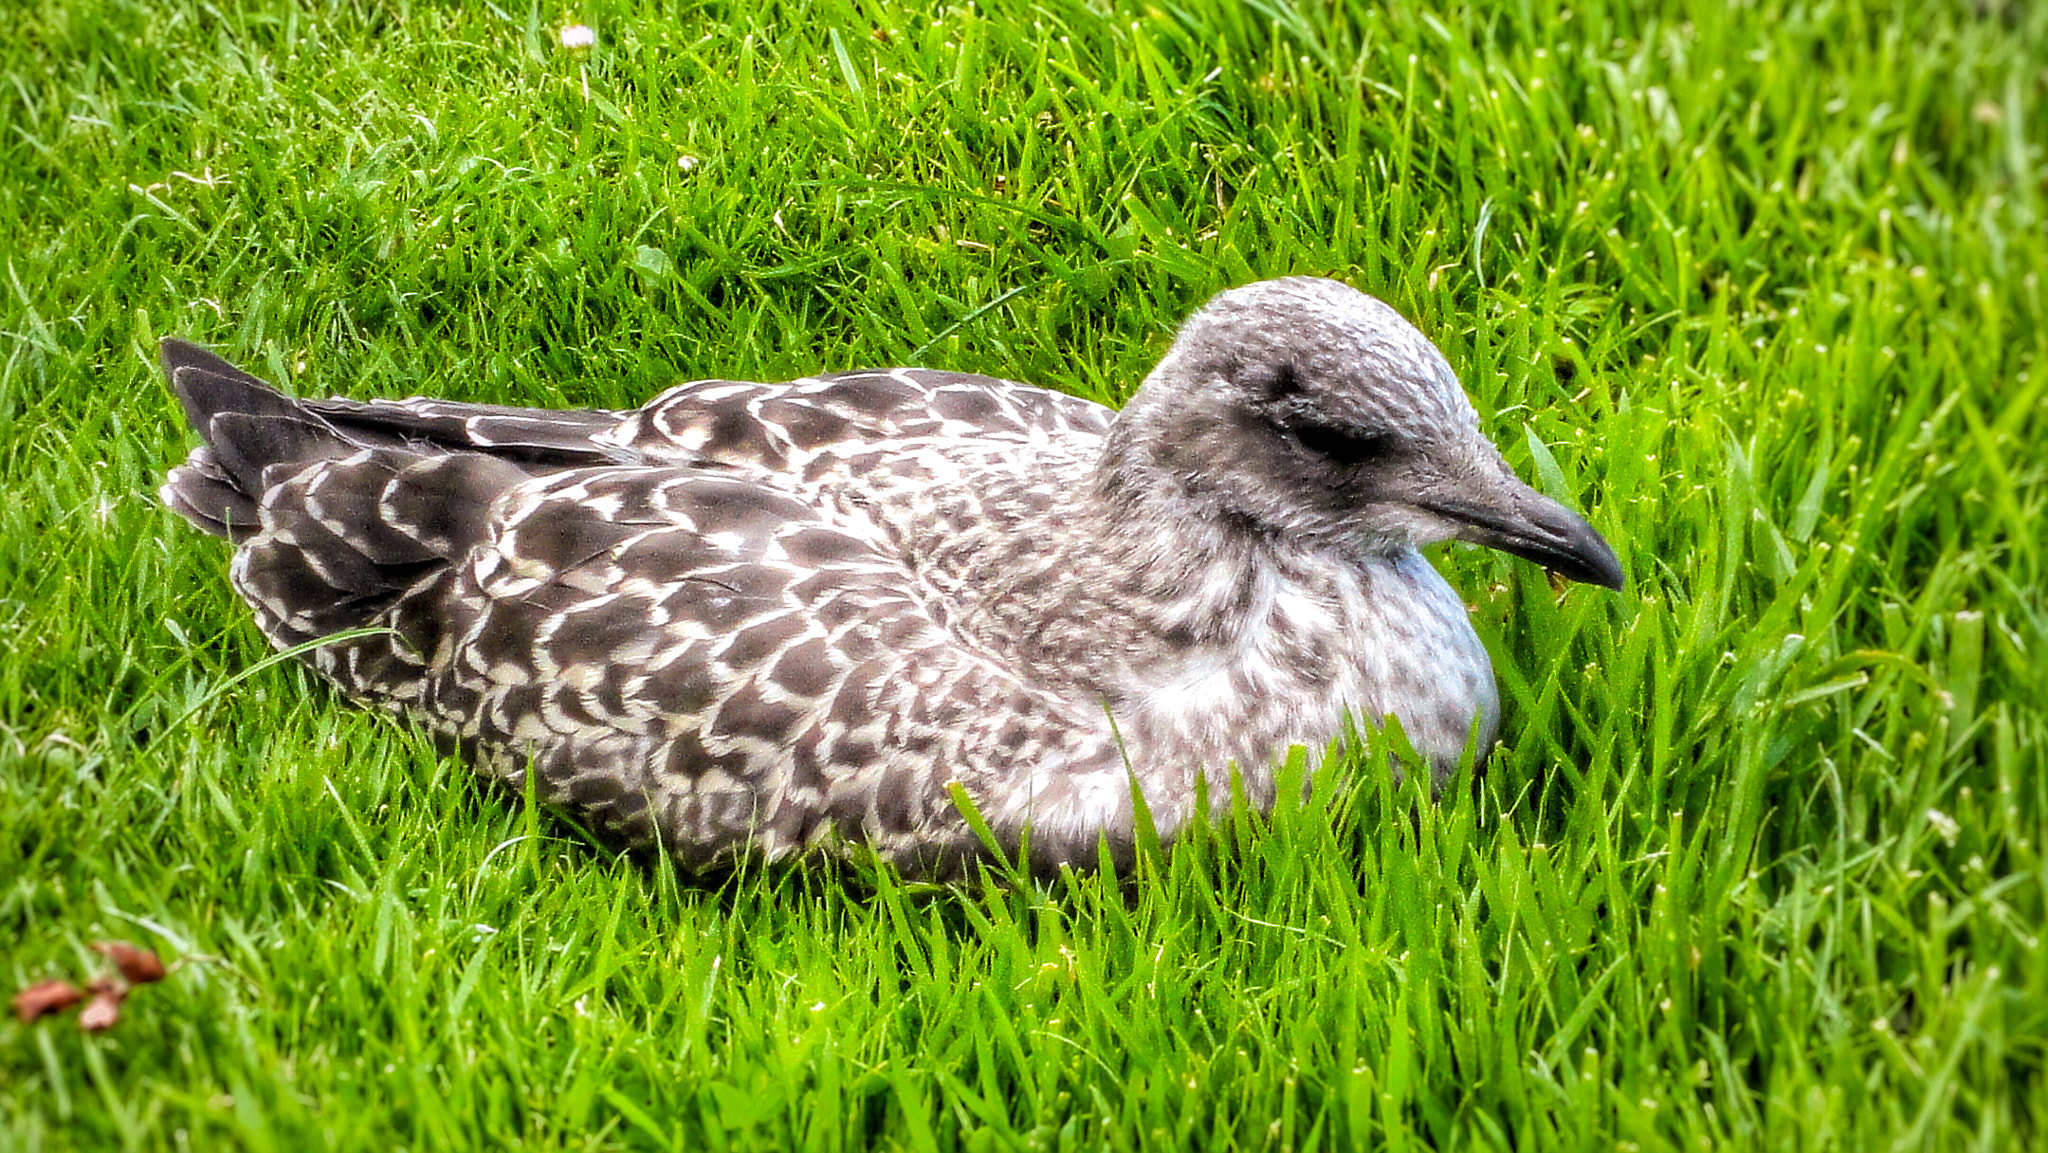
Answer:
[160, 278, 1622, 876]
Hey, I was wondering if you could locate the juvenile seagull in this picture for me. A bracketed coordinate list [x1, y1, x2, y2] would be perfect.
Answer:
[160, 277, 1622, 876]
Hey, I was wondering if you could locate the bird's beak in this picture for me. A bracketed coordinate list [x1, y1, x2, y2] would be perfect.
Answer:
[1419, 477, 1625, 591]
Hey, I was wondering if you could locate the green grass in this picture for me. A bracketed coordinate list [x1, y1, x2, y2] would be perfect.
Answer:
[3, 0, 2044, 1148]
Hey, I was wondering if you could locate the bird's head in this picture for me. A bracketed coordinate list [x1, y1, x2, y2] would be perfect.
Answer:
[1105, 277, 1624, 590]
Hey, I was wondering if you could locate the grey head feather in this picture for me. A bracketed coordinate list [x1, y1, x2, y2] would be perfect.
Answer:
[1103, 277, 1622, 586]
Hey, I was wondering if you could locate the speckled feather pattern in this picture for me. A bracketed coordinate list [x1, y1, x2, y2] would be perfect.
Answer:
[161, 278, 1605, 877]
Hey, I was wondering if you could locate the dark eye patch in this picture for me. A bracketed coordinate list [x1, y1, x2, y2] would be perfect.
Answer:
[1264, 361, 1300, 399]
[1286, 420, 1397, 467]
[1235, 359, 1302, 401]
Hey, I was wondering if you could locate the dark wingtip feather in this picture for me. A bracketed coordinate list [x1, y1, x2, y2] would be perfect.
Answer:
[160, 337, 268, 388]
[160, 338, 302, 438]
[159, 339, 355, 534]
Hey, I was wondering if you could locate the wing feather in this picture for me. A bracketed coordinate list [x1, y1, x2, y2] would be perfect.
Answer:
[160, 340, 1130, 875]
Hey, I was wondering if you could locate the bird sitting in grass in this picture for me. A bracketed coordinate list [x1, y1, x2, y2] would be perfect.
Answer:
[159, 277, 1623, 877]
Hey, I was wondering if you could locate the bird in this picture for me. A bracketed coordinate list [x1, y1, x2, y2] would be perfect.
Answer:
[159, 277, 1623, 877]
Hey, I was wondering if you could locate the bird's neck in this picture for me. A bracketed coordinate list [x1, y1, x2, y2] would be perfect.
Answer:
[1063, 449, 1498, 802]
[1086, 393, 1272, 635]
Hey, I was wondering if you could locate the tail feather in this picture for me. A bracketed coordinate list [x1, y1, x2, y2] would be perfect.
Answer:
[161, 447, 260, 539]
[158, 338, 586, 548]
[159, 338, 356, 541]
[158, 338, 560, 700]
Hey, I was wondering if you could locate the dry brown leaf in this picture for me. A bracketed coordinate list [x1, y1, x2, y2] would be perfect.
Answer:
[93, 941, 167, 984]
[12, 979, 85, 1023]
[77, 988, 124, 1032]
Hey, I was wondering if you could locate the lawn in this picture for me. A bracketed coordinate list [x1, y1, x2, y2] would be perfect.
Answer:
[3, 0, 2043, 1148]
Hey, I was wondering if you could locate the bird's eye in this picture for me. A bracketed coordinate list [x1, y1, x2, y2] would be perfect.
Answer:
[1262, 361, 1300, 399]
[1286, 421, 1397, 467]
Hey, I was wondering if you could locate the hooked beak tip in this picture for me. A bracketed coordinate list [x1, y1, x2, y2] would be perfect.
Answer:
[1422, 486, 1625, 591]
[1562, 528, 1626, 591]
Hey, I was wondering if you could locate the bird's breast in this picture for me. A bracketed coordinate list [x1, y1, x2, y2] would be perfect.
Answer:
[1344, 550, 1500, 776]
[1123, 549, 1497, 799]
